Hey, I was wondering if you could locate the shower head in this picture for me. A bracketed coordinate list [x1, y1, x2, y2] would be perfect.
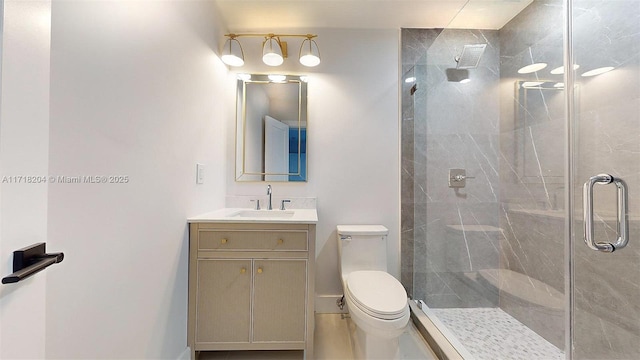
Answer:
[455, 44, 487, 69]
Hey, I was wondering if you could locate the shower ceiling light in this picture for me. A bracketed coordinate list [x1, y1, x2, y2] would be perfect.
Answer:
[550, 64, 580, 75]
[517, 63, 548, 74]
[581, 66, 615, 77]
[221, 33, 321, 67]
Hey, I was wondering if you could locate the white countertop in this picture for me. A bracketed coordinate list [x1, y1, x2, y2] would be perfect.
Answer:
[188, 208, 318, 224]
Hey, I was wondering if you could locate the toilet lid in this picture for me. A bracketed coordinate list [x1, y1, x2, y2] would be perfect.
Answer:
[346, 271, 408, 318]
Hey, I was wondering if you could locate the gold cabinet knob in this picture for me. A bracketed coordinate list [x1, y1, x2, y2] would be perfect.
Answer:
[257, 267, 263, 274]
[240, 267, 246, 274]
[277, 239, 284, 245]
[221, 238, 228, 244]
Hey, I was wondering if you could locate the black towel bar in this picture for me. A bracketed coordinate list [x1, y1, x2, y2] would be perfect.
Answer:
[2, 243, 64, 284]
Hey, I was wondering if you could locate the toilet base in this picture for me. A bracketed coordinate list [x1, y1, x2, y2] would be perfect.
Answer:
[351, 321, 401, 360]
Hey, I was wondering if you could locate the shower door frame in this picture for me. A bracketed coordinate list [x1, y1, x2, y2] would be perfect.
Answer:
[563, 1, 574, 359]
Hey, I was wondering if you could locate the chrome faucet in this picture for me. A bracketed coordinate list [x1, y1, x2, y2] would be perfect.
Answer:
[267, 185, 273, 210]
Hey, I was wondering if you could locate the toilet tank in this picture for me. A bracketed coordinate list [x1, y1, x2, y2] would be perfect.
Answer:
[337, 225, 389, 279]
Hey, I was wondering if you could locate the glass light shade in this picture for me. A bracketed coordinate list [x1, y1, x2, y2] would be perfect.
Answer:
[221, 38, 244, 67]
[262, 37, 284, 66]
[299, 38, 321, 67]
[517, 63, 548, 74]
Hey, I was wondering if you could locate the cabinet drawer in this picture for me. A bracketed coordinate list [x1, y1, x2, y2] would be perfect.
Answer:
[199, 230, 308, 251]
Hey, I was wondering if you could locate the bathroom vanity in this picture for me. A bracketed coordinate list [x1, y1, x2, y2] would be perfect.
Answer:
[187, 208, 317, 359]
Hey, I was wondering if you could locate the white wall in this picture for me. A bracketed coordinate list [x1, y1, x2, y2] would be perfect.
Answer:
[0, 1, 51, 358]
[226, 28, 400, 311]
[46, 1, 232, 358]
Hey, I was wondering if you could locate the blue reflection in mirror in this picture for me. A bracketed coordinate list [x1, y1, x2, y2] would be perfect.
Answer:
[288, 128, 306, 181]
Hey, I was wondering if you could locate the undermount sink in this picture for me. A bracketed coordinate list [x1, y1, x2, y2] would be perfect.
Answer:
[232, 210, 295, 218]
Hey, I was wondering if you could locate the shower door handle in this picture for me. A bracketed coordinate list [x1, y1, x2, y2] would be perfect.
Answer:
[583, 173, 629, 252]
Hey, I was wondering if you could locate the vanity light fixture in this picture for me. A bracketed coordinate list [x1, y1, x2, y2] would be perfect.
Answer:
[221, 35, 245, 67]
[517, 63, 548, 74]
[263, 36, 284, 66]
[299, 36, 321, 67]
[581, 66, 615, 77]
[221, 33, 321, 67]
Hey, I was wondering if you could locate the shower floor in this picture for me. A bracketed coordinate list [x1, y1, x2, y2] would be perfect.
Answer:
[430, 307, 564, 360]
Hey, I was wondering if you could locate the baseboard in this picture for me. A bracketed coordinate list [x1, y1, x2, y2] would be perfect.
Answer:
[177, 347, 190, 360]
[316, 294, 347, 314]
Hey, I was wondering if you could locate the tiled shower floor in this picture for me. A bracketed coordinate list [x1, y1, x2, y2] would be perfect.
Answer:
[430, 307, 564, 360]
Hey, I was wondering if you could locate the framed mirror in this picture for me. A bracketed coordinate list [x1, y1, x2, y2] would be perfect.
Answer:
[235, 74, 308, 182]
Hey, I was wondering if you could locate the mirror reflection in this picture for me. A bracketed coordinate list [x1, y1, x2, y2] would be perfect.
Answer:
[235, 74, 308, 182]
[514, 80, 565, 184]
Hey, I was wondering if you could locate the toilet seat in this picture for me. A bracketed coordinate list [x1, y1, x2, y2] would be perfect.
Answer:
[346, 271, 408, 320]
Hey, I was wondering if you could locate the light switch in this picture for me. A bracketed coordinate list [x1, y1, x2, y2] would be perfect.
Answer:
[196, 163, 204, 184]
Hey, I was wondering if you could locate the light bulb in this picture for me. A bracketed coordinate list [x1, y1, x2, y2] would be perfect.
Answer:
[299, 38, 321, 67]
[221, 38, 244, 67]
[263, 37, 284, 66]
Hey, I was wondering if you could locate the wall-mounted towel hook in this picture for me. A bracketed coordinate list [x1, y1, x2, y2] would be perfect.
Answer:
[2, 243, 64, 284]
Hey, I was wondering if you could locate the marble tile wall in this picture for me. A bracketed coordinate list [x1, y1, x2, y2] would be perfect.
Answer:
[401, 28, 502, 307]
[401, 29, 442, 299]
[499, 0, 640, 354]
[571, 0, 640, 358]
[402, 0, 639, 357]
[497, 0, 567, 348]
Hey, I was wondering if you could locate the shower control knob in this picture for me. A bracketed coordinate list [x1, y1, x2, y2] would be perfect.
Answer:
[448, 169, 475, 188]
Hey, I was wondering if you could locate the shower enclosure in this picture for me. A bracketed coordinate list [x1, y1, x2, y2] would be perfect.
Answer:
[401, 0, 639, 359]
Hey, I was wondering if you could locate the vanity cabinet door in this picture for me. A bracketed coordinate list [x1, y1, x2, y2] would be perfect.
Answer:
[196, 259, 251, 344]
[252, 259, 307, 343]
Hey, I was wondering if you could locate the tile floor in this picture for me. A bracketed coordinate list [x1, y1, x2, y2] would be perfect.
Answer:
[199, 314, 437, 360]
[430, 307, 564, 360]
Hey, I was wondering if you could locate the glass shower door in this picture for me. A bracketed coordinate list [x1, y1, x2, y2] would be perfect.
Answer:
[571, 0, 640, 358]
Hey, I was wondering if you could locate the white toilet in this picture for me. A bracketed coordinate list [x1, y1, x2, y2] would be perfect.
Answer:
[337, 225, 410, 360]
